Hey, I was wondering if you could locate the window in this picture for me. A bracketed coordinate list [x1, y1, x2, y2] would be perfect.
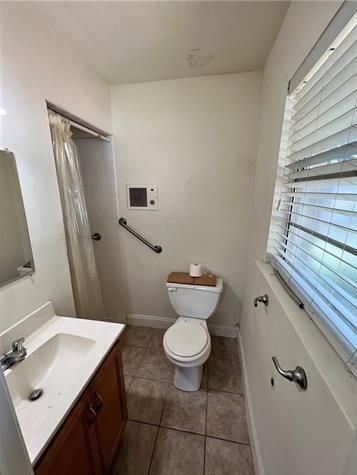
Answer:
[268, 8, 357, 375]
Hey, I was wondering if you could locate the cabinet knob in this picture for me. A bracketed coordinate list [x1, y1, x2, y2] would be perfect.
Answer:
[93, 390, 103, 411]
[88, 404, 97, 424]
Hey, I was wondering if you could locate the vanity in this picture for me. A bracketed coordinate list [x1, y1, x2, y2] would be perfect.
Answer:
[1, 302, 127, 474]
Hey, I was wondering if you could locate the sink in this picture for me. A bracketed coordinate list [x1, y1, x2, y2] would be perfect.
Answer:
[6, 333, 95, 408]
[5, 332, 96, 463]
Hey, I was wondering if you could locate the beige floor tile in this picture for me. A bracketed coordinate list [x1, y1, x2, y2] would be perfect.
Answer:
[122, 325, 153, 348]
[208, 358, 243, 394]
[149, 428, 204, 475]
[201, 363, 208, 389]
[121, 346, 145, 376]
[128, 378, 168, 425]
[205, 437, 254, 475]
[147, 329, 165, 349]
[161, 385, 207, 434]
[111, 421, 158, 475]
[207, 391, 249, 444]
[136, 348, 174, 382]
[124, 376, 133, 392]
[211, 336, 239, 360]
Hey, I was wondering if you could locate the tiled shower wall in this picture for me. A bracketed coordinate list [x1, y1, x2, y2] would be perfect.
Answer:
[75, 137, 125, 322]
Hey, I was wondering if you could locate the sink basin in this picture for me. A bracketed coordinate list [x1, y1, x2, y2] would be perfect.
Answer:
[5, 332, 96, 462]
[6, 333, 95, 408]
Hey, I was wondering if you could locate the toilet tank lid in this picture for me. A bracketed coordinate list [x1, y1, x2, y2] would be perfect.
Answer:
[166, 277, 223, 293]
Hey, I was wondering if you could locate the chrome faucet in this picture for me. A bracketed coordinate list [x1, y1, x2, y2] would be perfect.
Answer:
[0, 337, 27, 371]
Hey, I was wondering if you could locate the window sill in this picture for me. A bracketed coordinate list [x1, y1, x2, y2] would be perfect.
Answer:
[256, 260, 357, 429]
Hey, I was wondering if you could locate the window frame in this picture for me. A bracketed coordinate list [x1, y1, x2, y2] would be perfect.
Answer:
[267, 3, 357, 377]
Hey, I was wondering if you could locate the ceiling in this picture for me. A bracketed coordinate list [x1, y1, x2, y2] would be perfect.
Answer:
[31, 1, 289, 85]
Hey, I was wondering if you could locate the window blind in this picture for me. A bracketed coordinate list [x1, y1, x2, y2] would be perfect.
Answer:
[268, 11, 357, 375]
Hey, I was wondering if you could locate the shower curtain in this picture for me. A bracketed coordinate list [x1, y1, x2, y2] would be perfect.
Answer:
[48, 110, 106, 320]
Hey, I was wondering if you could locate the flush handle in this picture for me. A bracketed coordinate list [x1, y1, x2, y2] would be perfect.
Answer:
[272, 356, 308, 390]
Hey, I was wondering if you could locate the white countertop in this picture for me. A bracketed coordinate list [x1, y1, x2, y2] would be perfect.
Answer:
[1, 302, 125, 465]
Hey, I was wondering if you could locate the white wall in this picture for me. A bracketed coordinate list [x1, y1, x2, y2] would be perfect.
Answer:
[76, 138, 125, 322]
[240, 2, 357, 474]
[111, 72, 261, 329]
[0, 2, 111, 332]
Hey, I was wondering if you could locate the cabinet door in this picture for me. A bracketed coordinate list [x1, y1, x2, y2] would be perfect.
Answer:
[35, 398, 101, 475]
[90, 347, 127, 472]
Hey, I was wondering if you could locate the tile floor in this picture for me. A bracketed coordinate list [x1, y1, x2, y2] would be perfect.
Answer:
[111, 326, 254, 475]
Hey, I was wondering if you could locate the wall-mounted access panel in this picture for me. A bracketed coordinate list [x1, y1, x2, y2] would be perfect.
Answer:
[126, 184, 158, 210]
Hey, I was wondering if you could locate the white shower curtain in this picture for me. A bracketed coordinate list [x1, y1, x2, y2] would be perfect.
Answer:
[49, 110, 105, 320]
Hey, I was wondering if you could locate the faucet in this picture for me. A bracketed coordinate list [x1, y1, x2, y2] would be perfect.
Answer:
[0, 337, 27, 371]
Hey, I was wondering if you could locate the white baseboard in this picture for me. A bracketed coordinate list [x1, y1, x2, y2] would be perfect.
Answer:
[237, 327, 264, 475]
[127, 313, 175, 329]
[208, 323, 238, 338]
[127, 313, 238, 338]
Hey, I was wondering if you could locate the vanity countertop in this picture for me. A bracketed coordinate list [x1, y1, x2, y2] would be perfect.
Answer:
[1, 302, 125, 465]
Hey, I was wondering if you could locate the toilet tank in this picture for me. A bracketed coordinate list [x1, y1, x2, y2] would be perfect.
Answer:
[166, 278, 223, 319]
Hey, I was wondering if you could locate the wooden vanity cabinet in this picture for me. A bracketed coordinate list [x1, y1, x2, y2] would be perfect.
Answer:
[88, 344, 127, 472]
[35, 340, 127, 475]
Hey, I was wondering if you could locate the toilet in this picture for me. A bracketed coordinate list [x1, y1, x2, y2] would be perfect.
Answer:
[163, 276, 223, 391]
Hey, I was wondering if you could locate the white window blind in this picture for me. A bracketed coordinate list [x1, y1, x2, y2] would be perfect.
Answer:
[268, 10, 357, 375]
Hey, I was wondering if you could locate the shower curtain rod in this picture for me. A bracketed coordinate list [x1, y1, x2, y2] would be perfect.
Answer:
[68, 120, 111, 142]
[46, 101, 111, 143]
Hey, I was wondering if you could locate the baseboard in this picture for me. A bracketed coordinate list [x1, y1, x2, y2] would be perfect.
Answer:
[127, 313, 175, 329]
[127, 313, 238, 338]
[208, 323, 238, 338]
[237, 327, 265, 475]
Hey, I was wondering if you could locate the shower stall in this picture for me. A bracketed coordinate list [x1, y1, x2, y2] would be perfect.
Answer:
[48, 107, 125, 322]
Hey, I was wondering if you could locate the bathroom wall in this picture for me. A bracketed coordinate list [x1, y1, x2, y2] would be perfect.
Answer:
[0, 2, 111, 331]
[111, 72, 261, 330]
[240, 2, 357, 474]
[76, 138, 125, 322]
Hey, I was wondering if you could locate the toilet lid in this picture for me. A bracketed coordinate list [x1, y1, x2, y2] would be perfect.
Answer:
[165, 322, 208, 358]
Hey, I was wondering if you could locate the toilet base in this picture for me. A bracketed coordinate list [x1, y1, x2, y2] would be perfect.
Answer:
[174, 364, 202, 392]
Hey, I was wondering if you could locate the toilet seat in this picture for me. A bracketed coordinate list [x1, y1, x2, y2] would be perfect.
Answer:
[164, 321, 209, 359]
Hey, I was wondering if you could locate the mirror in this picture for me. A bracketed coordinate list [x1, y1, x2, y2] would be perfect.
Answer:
[0, 149, 34, 286]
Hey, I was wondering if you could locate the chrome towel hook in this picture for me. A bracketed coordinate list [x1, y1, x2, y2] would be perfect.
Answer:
[253, 294, 269, 307]
[272, 356, 308, 390]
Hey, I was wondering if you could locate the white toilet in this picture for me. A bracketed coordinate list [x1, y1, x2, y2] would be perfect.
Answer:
[163, 277, 223, 391]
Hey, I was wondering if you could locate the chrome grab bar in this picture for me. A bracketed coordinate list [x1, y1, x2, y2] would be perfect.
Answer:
[119, 218, 162, 254]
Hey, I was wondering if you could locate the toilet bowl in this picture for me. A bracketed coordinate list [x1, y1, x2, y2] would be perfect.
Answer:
[163, 277, 223, 391]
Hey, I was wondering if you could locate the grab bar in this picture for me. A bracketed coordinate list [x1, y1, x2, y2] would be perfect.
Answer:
[119, 218, 162, 254]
